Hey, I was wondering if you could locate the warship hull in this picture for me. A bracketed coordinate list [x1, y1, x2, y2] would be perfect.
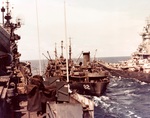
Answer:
[69, 75, 109, 96]
[98, 62, 150, 83]
[0, 25, 12, 76]
[0, 25, 10, 54]
[109, 69, 150, 83]
[70, 81, 109, 96]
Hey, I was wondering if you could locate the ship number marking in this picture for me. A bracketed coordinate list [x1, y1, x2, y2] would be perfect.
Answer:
[83, 84, 90, 90]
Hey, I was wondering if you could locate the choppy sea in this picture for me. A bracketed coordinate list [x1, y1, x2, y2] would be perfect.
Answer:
[24, 56, 150, 118]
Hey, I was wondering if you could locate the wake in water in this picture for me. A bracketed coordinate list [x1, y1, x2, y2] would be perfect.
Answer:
[93, 77, 150, 118]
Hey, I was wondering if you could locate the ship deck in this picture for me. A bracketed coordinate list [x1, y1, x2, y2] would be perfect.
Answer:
[13, 95, 39, 118]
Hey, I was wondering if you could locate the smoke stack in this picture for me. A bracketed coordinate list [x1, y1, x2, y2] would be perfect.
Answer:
[83, 52, 90, 66]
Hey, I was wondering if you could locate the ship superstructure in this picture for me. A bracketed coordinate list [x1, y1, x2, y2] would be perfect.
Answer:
[122, 18, 150, 73]
[98, 17, 150, 83]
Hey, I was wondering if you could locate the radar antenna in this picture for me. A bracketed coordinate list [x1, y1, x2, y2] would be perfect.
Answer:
[4, 0, 12, 28]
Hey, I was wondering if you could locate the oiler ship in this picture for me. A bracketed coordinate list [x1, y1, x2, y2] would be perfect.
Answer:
[98, 17, 150, 83]
[44, 41, 109, 97]
[0, 1, 94, 118]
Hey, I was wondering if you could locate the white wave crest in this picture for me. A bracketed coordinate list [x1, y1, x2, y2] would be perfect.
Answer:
[124, 89, 135, 94]
[92, 96, 110, 108]
[140, 81, 147, 85]
[110, 83, 118, 87]
[126, 110, 141, 118]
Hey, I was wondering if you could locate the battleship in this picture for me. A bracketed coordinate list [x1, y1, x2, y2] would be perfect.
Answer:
[98, 17, 150, 83]
[0, 1, 94, 118]
[44, 41, 109, 97]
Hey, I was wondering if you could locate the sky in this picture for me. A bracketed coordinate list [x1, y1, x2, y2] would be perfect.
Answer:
[0, 0, 150, 60]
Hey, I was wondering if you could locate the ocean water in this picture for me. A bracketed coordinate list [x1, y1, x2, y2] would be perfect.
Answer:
[93, 77, 150, 118]
[24, 56, 150, 118]
[94, 57, 150, 118]
[99, 56, 130, 63]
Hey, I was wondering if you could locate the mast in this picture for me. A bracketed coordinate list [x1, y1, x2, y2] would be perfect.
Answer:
[55, 43, 58, 60]
[93, 49, 97, 61]
[69, 37, 72, 61]
[47, 51, 51, 60]
[61, 40, 64, 58]
[1, 4, 5, 26]
[35, 0, 42, 75]
[64, 0, 69, 83]
[4, 0, 11, 27]
[140, 17, 150, 41]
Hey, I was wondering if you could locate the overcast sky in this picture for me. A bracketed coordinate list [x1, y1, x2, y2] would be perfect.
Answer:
[0, 0, 150, 60]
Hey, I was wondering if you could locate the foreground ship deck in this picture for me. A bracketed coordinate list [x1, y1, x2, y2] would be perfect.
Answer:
[12, 92, 94, 118]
